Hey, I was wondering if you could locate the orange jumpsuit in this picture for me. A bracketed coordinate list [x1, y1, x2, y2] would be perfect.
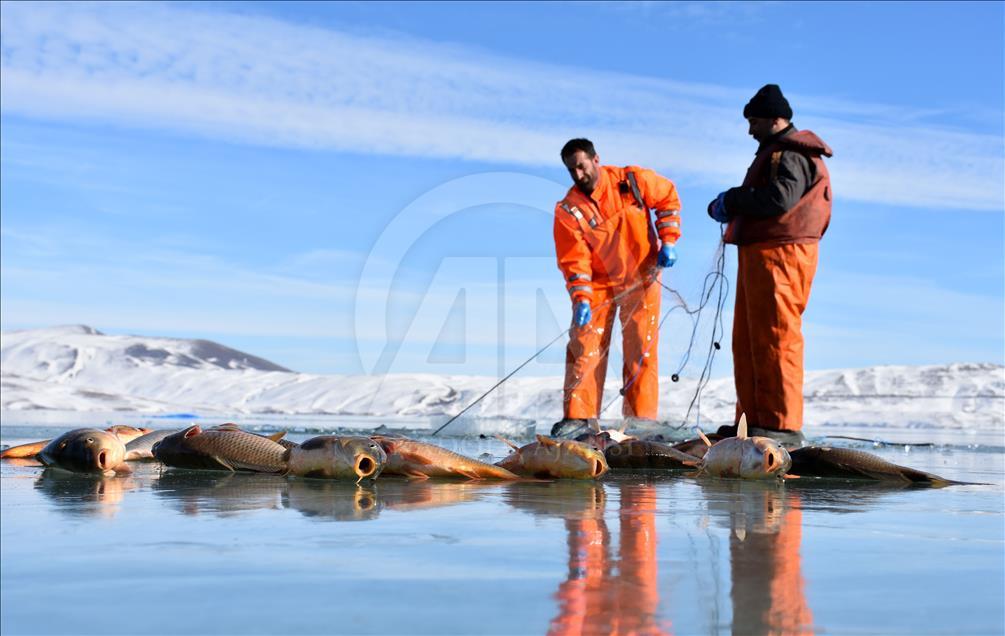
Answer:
[554, 166, 681, 420]
[723, 128, 832, 431]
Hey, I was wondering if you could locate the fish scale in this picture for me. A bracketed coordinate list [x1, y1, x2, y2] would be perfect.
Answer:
[186, 431, 288, 472]
[153, 426, 288, 473]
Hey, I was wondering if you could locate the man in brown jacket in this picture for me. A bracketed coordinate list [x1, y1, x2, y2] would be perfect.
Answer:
[708, 84, 833, 445]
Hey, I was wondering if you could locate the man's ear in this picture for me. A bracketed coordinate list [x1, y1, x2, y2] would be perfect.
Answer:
[593, 154, 601, 166]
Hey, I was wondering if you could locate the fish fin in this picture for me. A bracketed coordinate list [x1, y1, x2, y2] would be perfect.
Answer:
[404, 469, 430, 480]
[113, 463, 133, 475]
[535, 435, 559, 447]
[495, 435, 520, 451]
[783, 474, 801, 480]
[737, 413, 748, 439]
[457, 469, 482, 480]
[211, 456, 237, 472]
[696, 430, 713, 447]
[0, 440, 49, 459]
[266, 431, 287, 442]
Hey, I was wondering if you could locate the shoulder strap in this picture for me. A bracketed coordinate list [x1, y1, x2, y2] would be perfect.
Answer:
[626, 171, 647, 210]
[770, 151, 783, 182]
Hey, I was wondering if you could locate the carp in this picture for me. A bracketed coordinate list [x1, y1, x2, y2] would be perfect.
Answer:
[573, 431, 627, 452]
[36, 428, 131, 476]
[605, 439, 702, 470]
[2, 424, 152, 459]
[152, 425, 287, 473]
[286, 436, 387, 481]
[373, 436, 519, 480]
[695, 415, 791, 480]
[105, 425, 154, 444]
[788, 446, 963, 486]
[496, 435, 608, 479]
[672, 435, 723, 459]
[124, 429, 179, 460]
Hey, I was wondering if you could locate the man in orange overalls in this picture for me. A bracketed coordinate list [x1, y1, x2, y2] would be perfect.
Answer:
[708, 85, 833, 445]
[551, 138, 682, 437]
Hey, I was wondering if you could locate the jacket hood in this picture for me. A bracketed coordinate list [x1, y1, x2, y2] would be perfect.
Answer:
[778, 129, 833, 158]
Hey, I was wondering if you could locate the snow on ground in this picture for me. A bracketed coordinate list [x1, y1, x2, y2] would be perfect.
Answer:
[2, 326, 1003, 434]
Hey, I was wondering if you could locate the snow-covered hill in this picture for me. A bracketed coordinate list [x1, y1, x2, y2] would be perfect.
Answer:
[2, 326, 1002, 433]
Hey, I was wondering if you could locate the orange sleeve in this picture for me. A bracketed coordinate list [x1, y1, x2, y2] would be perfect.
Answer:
[554, 203, 593, 303]
[634, 168, 682, 245]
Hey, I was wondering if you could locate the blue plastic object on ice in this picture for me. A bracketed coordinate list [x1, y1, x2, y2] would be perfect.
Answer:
[574, 301, 591, 327]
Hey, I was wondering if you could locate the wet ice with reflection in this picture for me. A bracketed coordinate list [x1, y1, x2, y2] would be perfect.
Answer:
[1, 430, 1003, 635]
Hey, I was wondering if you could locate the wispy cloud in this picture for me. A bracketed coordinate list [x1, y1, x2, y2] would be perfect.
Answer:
[1, 1, 1001, 211]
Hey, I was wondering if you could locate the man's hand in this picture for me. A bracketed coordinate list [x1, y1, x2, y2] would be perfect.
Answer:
[657, 243, 677, 268]
[573, 301, 591, 328]
[707, 192, 729, 223]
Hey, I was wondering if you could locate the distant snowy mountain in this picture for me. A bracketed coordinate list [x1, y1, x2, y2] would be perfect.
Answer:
[2, 326, 1002, 434]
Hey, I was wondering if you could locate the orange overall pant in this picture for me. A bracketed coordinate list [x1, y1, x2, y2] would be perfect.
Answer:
[563, 278, 661, 420]
[732, 242, 819, 431]
[730, 491, 814, 635]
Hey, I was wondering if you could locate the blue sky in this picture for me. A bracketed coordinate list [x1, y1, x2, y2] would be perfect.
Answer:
[1, 0, 1002, 379]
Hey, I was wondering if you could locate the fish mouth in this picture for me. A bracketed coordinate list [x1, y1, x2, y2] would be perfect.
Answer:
[763, 448, 788, 474]
[591, 458, 605, 478]
[97, 449, 108, 471]
[355, 455, 377, 479]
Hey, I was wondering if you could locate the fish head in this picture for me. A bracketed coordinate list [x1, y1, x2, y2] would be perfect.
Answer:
[573, 430, 632, 451]
[292, 436, 387, 480]
[343, 437, 387, 481]
[151, 425, 202, 460]
[741, 437, 792, 479]
[47, 429, 127, 473]
[547, 438, 608, 479]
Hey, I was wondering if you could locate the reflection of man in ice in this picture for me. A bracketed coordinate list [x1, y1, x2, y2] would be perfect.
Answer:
[545, 480, 814, 635]
[703, 482, 814, 635]
[548, 483, 671, 636]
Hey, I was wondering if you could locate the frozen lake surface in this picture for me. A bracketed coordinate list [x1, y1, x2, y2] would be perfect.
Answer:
[1, 413, 1003, 635]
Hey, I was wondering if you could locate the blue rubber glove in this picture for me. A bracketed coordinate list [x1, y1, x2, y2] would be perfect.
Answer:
[573, 301, 591, 328]
[707, 192, 729, 223]
[657, 243, 677, 268]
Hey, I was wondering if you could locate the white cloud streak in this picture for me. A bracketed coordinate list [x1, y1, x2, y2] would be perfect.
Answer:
[1, 1, 1002, 211]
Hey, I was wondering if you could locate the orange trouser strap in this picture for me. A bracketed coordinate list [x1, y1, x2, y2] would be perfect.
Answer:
[733, 242, 819, 431]
[563, 278, 661, 420]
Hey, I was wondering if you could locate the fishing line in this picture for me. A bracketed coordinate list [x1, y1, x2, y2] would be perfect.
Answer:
[433, 228, 731, 437]
[430, 276, 652, 437]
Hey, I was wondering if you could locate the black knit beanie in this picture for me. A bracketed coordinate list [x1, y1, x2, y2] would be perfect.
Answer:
[743, 84, 793, 119]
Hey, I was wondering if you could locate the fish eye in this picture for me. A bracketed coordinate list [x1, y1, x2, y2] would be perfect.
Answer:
[86, 438, 94, 444]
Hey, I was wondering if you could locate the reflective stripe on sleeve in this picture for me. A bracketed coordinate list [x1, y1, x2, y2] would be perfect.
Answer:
[568, 285, 593, 296]
[568, 273, 592, 282]
[656, 210, 679, 219]
[657, 220, 680, 230]
[560, 202, 584, 221]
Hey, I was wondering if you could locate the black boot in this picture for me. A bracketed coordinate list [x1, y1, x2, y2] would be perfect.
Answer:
[715, 423, 805, 448]
[748, 426, 806, 448]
